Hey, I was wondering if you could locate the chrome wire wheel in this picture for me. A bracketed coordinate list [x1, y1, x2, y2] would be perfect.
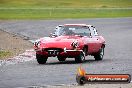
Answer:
[94, 47, 104, 61]
[75, 51, 85, 63]
[100, 47, 104, 59]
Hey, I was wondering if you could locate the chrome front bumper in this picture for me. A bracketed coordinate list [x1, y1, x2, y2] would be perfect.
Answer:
[35, 47, 83, 52]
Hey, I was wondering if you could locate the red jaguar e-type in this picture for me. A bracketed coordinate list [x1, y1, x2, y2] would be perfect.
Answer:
[34, 24, 105, 64]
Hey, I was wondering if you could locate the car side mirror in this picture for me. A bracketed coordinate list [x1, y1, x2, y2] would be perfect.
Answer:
[49, 33, 57, 37]
[49, 33, 53, 37]
[90, 36, 92, 38]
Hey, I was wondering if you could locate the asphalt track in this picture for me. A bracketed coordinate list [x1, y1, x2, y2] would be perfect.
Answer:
[0, 18, 132, 88]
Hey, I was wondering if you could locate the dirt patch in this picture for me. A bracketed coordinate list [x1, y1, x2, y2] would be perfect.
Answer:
[0, 29, 33, 59]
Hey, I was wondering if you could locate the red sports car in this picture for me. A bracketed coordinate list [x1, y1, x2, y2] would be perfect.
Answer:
[34, 24, 105, 64]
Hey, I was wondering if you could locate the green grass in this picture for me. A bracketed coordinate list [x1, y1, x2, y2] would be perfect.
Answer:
[0, 51, 12, 59]
[0, 0, 132, 19]
[0, 0, 132, 8]
[0, 8, 132, 19]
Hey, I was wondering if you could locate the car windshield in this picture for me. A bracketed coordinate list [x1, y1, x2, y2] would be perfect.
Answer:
[58, 25, 90, 36]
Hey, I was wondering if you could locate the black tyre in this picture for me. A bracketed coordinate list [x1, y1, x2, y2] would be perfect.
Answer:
[94, 47, 104, 61]
[36, 53, 48, 64]
[83, 47, 88, 56]
[57, 56, 66, 62]
[75, 51, 85, 63]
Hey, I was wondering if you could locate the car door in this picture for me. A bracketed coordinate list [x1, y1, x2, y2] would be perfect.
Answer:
[82, 26, 97, 54]
[89, 26, 101, 52]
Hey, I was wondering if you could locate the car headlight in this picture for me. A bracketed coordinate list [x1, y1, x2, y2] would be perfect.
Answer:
[34, 41, 40, 48]
[71, 40, 79, 49]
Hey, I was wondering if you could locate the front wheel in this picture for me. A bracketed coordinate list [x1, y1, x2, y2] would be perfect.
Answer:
[75, 51, 85, 63]
[36, 53, 48, 64]
[94, 47, 104, 61]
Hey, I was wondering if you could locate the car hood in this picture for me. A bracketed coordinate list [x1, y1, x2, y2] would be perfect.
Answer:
[39, 36, 83, 49]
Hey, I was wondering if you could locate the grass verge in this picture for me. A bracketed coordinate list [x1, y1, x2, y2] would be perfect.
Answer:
[0, 51, 12, 59]
[0, 0, 132, 8]
[0, 8, 132, 19]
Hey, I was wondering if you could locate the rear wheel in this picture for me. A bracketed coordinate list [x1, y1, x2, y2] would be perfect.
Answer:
[36, 53, 48, 64]
[57, 56, 66, 62]
[94, 47, 104, 61]
[75, 51, 85, 63]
